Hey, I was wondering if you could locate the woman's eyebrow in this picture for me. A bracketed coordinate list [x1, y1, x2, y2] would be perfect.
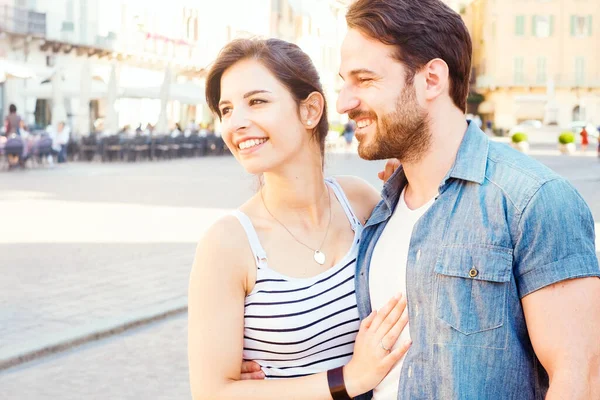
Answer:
[219, 90, 272, 108]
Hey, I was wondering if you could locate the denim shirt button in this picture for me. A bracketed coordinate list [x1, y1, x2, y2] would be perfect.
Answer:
[469, 267, 479, 278]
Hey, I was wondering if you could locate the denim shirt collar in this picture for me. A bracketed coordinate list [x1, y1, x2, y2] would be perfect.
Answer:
[367, 121, 489, 229]
[442, 121, 489, 187]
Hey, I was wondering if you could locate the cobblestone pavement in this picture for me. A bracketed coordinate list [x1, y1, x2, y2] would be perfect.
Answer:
[0, 314, 190, 400]
[0, 146, 598, 397]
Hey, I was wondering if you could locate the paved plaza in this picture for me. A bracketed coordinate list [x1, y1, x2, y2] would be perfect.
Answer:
[0, 143, 598, 398]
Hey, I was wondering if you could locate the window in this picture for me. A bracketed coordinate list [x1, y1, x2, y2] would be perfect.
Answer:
[575, 57, 585, 86]
[514, 57, 525, 85]
[571, 15, 592, 37]
[532, 15, 554, 37]
[185, 13, 199, 42]
[515, 15, 525, 36]
[536, 57, 547, 84]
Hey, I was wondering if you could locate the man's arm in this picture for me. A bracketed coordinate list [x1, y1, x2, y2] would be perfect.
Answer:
[513, 178, 600, 399]
[523, 277, 600, 399]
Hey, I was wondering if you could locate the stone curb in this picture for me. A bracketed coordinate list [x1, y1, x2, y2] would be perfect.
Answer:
[0, 297, 188, 372]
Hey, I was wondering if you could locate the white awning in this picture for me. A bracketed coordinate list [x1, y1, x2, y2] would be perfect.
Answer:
[0, 59, 53, 80]
[170, 82, 205, 104]
[20, 75, 205, 104]
[22, 79, 113, 99]
[120, 82, 205, 104]
[120, 86, 160, 99]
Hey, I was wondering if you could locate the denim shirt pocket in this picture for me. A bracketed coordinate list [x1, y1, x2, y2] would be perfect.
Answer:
[435, 245, 513, 336]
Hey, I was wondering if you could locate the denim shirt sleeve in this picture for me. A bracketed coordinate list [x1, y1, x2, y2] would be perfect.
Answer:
[513, 178, 600, 298]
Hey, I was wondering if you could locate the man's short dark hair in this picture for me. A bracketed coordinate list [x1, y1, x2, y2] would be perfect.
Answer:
[346, 0, 473, 112]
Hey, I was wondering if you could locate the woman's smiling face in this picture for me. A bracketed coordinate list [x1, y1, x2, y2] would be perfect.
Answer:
[219, 59, 312, 175]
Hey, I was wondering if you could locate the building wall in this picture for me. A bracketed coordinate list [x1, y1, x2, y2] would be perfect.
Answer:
[466, 0, 600, 129]
[271, 0, 348, 125]
[2, 0, 277, 131]
[3, 0, 347, 132]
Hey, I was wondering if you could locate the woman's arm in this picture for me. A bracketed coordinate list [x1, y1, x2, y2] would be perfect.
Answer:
[188, 216, 410, 400]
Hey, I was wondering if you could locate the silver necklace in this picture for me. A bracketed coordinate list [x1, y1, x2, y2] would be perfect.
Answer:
[260, 185, 332, 265]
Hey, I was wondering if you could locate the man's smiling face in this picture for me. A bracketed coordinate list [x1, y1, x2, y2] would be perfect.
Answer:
[337, 28, 431, 162]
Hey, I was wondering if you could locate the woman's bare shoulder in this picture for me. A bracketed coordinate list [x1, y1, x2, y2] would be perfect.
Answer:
[333, 175, 382, 224]
[193, 213, 252, 276]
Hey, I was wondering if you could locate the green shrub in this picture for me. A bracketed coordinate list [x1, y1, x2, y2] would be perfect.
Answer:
[511, 132, 528, 143]
[558, 132, 575, 144]
[329, 122, 345, 136]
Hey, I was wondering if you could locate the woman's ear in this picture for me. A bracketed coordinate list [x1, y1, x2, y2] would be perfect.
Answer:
[300, 92, 325, 128]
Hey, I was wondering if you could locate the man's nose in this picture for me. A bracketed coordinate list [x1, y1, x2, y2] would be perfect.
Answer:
[337, 85, 360, 115]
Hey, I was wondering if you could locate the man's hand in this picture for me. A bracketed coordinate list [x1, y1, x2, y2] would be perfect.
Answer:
[240, 361, 265, 380]
[378, 159, 401, 182]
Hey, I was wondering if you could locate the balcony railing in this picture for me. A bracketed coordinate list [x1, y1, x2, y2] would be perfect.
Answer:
[0, 5, 46, 37]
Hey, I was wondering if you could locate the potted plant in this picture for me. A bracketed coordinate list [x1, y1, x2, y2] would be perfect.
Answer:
[511, 132, 529, 153]
[558, 132, 576, 155]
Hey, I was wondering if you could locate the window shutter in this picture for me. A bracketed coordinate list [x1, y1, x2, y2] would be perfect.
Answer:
[516, 16, 524, 36]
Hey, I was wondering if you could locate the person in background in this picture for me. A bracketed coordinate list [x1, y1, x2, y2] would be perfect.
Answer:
[170, 122, 183, 138]
[19, 120, 32, 166]
[4, 104, 22, 136]
[485, 120, 493, 135]
[142, 124, 154, 137]
[343, 120, 356, 150]
[185, 120, 198, 137]
[597, 129, 600, 159]
[49, 121, 70, 163]
[580, 126, 589, 152]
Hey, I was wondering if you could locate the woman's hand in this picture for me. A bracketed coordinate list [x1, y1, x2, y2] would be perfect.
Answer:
[240, 361, 265, 380]
[343, 293, 411, 397]
[378, 159, 401, 182]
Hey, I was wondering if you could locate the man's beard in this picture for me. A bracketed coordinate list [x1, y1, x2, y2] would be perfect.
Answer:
[355, 86, 431, 163]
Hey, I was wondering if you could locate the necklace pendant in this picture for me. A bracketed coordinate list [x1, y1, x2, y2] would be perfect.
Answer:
[314, 250, 326, 265]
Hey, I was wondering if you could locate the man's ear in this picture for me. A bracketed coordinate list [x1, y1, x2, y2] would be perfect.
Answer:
[422, 58, 450, 101]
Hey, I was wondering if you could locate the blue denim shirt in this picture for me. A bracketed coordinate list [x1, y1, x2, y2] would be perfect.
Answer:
[355, 122, 600, 399]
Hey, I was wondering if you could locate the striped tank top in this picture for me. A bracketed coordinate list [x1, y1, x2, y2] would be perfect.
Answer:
[233, 178, 363, 379]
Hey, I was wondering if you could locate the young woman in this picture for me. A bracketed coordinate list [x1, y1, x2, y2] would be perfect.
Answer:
[188, 38, 410, 400]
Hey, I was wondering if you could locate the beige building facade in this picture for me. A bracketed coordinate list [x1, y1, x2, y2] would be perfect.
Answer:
[464, 0, 600, 130]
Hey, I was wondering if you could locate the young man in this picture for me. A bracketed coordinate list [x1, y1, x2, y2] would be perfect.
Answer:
[240, 1, 600, 398]
[335, 0, 600, 398]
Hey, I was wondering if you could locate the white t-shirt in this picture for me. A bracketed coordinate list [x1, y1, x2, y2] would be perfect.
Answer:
[369, 188, 435, 400]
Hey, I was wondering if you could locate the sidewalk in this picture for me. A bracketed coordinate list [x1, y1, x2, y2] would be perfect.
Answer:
[0, 190, 231, 371]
